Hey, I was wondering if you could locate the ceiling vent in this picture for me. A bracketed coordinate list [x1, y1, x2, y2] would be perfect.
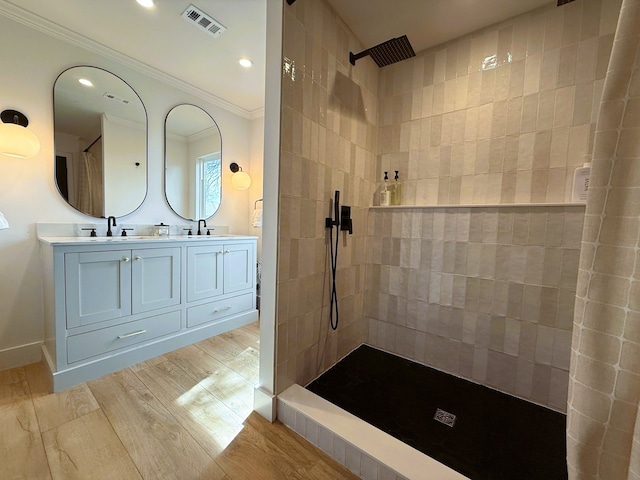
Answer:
[182, 4, 226, 38]
[103, 93, 131, 105]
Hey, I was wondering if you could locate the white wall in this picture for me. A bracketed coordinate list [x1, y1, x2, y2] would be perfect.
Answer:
[0, 14, 256, 369]
[249, 116, 265, 261]
[102, 114, 146, 216]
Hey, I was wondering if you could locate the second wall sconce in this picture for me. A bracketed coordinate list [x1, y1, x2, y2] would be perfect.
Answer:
[230, 162, 251, 190]
[0, 109, 40, 159]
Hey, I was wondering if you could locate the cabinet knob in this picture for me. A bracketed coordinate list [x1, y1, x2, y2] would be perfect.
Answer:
[216, 250, 224, 255]
[122, 257, 130, 262]
[134, 256, 142, 261]
[224, 250, 230, 254]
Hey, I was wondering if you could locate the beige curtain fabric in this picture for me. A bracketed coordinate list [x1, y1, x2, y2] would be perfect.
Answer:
[567, 0, 640, 478]
[70, 149, 104, 218]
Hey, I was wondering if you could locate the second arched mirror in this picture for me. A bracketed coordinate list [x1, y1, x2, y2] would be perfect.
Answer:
[165, 104, 222, 220]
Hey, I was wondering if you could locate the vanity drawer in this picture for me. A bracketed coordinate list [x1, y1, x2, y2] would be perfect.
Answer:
[187, 293, 253, 328]
[67, 311, 181, 364]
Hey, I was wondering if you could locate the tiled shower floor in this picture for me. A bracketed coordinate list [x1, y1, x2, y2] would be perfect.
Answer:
[306, 345, 567, 480]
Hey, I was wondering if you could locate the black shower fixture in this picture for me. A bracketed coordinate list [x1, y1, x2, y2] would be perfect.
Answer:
[557, 0, 576, 5]
[350, 35, 416, 68]
[286, 0, 296, 4]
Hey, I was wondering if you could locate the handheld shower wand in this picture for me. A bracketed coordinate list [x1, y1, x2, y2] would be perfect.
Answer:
[325, 191, 353, 330]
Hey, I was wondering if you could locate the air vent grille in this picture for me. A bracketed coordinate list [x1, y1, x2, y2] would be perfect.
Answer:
[182, 4, 226, 38]
[103, 93, 131, 105]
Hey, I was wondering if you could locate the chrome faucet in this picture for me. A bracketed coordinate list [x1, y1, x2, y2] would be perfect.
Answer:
[197, 219, 207, 235]
[106, 216, 117, 237]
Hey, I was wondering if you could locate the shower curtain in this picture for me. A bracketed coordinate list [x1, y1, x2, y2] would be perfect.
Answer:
[567, 0, 640, 478]
[70, 151, 104, 218]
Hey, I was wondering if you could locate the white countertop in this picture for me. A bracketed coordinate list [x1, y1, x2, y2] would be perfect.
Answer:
[38, 234, 257, 246]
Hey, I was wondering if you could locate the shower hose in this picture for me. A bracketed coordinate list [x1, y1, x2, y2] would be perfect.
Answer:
[329, 218, 339, 330]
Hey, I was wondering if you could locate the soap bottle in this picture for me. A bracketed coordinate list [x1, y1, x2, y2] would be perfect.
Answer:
[571, 161, 591, 203]
[392, 170, 402, 205]
[379, 171, 391, 206]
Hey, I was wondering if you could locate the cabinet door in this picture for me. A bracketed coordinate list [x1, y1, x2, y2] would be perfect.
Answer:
[223, 242, 254, 294]
[65, 250, 132, 328]
[131, 247, 181, 314]
[187, 245, 223, 302]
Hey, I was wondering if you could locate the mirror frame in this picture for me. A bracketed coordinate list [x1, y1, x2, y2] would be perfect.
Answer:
[53, 65, 148, 218]
[164, 103, 222, 221]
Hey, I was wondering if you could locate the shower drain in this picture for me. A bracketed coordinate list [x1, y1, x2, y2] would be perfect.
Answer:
[434, 408, 457, 427]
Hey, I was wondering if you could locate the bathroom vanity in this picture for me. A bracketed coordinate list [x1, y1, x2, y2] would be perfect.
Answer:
[38, 234, 258, 392]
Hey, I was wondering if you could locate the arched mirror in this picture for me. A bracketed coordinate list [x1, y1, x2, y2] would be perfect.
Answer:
[164, 104, 222, 220]
[53, 66, 147, 218]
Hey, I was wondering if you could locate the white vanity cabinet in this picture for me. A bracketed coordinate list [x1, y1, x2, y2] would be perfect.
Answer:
[39, 235, 258, 392]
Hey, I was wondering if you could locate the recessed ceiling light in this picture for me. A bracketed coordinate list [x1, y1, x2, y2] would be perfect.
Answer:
[136, 0, 154, 8]
[238, 57, 253, 68]
[78, 78, 93, 87]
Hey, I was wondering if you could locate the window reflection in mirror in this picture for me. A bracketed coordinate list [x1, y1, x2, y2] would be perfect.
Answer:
[165, 104, 222, 220]
[53, 66, 147, 218]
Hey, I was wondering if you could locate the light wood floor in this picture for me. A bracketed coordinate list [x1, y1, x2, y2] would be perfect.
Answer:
[0, 322, 359, 480]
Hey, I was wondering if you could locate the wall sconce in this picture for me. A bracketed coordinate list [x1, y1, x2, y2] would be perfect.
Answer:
[230, 162, 251, 190]
[0, 109, 40, 159]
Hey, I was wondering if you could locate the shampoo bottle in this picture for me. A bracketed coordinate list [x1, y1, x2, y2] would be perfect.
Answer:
[380, 171, 390, 206]
[392, 170, 402, 205]
[571, 161, 591, 203]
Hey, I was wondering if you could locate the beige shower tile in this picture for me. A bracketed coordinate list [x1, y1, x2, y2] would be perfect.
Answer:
[515, 358, 534, 399]
[550, 127, 570, 168]
[521, 93, 539, 133]
[514, 170, 533, 203]
[558, 44, 578, 87]
[507, 282, 524, 319]
[552, 328, 572, 369]
[486, 350, 517, 393]
[500, 172, 517, 203]
[540, 48, 560, 91]
[472, 347, 489, 383]
[523, 285, 542, 323]
[573, 83, 594, 126]
[535, 325, 555, 365]
[503, 317, 521, 355]
[492, 281, 509, 316]
[531, 364, 552, 405]
[548, 368, 569, 412]
[505, 98, 522, 138]
[509, 60, 525, 98]
[509, 245, 528, 284]
[556, 289, 576, 330]
[542, 248, 563, 287]
[519, 321, 538, 361]
[477, 279, 495, 314]
[538, 90, 557, 131]
[554, 86, 576, 128]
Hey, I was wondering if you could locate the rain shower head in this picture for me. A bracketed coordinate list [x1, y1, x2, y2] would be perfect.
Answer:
[349, 35, 416, 68]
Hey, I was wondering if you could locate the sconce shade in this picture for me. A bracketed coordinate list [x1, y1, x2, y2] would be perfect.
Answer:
[229, 162, 251, 190]
[0, 110, 40, 159]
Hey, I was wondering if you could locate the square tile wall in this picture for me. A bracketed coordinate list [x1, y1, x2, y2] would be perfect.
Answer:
[376, 0, 621, 205]
[277, 0, 379, 393]
[365, 206, 585, 412]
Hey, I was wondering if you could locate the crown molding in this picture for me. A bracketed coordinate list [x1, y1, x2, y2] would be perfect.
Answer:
[0, 1, 261, 120]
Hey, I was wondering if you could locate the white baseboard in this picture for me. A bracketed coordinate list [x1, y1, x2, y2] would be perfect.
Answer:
[0, 341, 43, 371]
[254, 386, 277, 421]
